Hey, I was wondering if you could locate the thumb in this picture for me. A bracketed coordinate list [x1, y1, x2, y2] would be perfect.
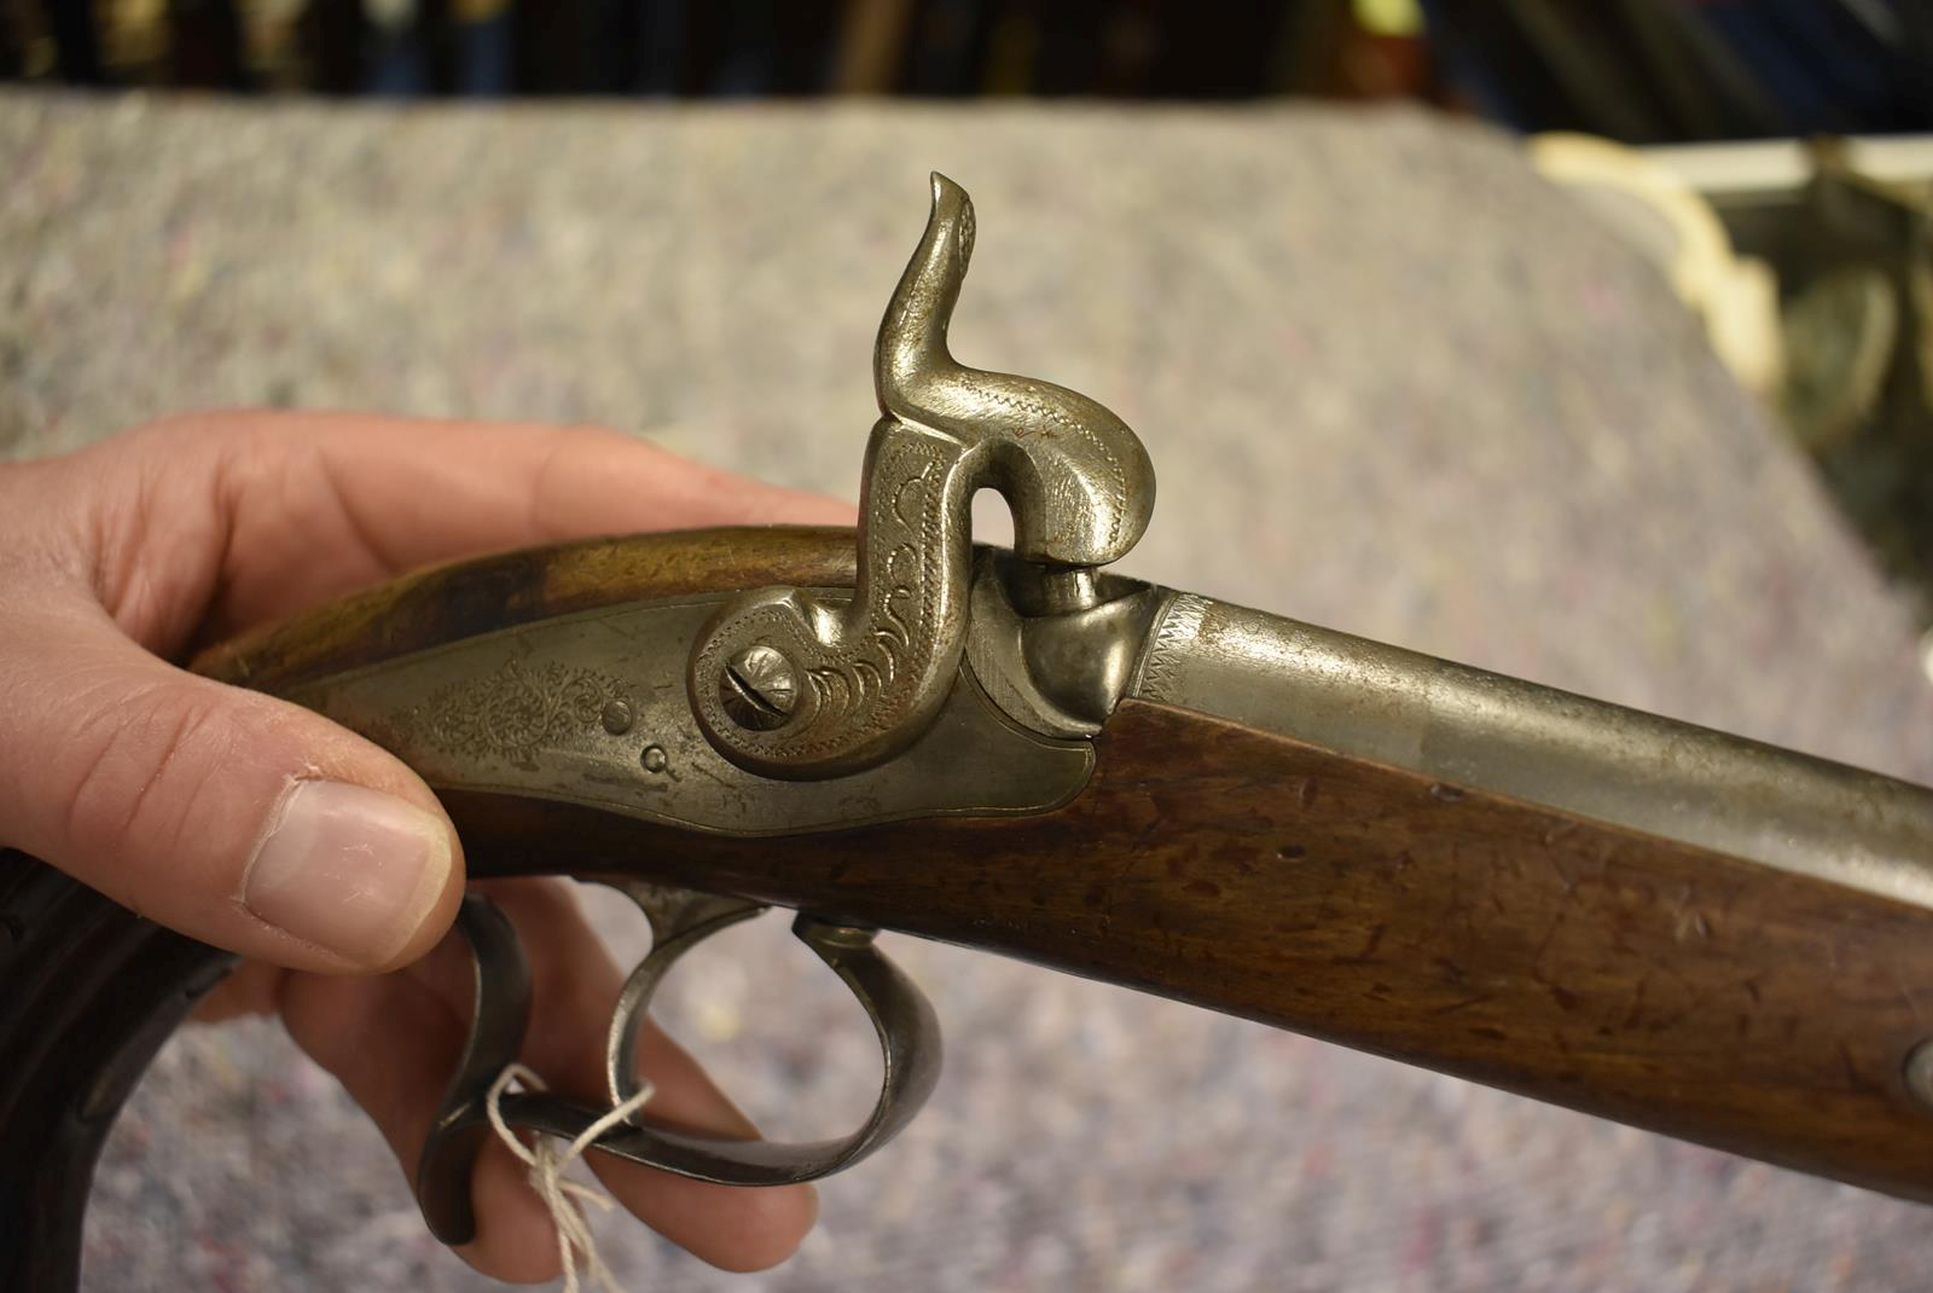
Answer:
[1, 602, 463, 973]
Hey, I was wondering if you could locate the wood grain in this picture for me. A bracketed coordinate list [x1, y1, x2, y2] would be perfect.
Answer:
[192, 526, 858, 688]
[442, 701, 1933, 1204]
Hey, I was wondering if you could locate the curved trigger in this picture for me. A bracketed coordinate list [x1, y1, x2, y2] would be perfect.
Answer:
[416, 895, 534, 1245]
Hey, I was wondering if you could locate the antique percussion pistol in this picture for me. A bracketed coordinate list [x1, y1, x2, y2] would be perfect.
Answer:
[7, 174, 1933, 1287]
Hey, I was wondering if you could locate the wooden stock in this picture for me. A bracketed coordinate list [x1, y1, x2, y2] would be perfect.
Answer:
[195, 530, 1933, 1204]
[194, 527, 860, 690]
[441, 701, 1933, 1203]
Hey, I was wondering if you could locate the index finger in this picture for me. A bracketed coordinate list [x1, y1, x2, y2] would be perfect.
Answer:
[84, 411, 854, 639]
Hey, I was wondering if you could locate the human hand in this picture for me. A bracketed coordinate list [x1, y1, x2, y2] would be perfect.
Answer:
[0, 411, 848, 1281]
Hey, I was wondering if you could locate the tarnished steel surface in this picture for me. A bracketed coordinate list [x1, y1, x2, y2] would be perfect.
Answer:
[688, 175, 1154, 779]
[1132, 593, 1933, 907]
[270, 589, 1092, 836]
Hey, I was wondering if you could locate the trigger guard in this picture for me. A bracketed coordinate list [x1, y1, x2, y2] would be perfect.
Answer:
[413, 889, 942, 1246]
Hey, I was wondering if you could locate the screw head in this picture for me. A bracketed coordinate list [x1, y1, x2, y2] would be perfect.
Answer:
[719, 645, 799, 731]
[600, 699, 635, 735]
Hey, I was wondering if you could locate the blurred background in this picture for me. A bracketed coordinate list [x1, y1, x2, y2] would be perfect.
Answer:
[7, 1, 1933, 619]
[2, 0, 1930, 133]
[8, 3, 1933, 1291]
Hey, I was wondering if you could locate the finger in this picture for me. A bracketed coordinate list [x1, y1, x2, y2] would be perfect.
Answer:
[278, 953, 572, 1284]
[191, 960, 287, 1023]
[0, 598, 463, 972]
[78, 412, 854, 642]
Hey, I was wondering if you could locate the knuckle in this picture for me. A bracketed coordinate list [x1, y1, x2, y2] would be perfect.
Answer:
[60, 675, 248, 869]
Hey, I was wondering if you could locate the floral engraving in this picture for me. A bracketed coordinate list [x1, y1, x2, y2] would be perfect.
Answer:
[402, 659, 628, 768]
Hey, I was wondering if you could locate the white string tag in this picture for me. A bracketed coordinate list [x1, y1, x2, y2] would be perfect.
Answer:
[484, 1062, 655, 1293]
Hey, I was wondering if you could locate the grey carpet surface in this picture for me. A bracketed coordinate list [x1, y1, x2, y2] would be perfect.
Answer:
[5, 93, 1932, 1290]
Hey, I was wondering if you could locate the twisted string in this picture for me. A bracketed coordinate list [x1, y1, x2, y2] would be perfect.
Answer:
[485, 1063, 655, 1293]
